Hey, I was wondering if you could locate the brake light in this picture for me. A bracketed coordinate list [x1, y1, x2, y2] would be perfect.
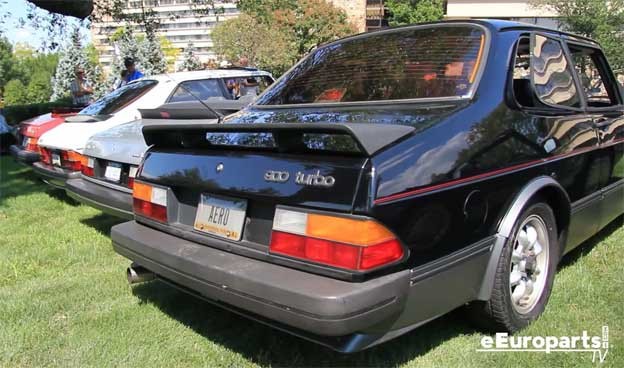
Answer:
[269, 208, 404, 271]
[81, 157, 95, 177]
[128, 166, 138, 189]
[24, 137, 39, 152]
[60, 150, 85, 171]
[133, 182, 167, 222]
[40, 147, 51, 164]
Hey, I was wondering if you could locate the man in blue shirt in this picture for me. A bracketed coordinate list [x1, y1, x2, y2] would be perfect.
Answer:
[124, 57, 144, 82]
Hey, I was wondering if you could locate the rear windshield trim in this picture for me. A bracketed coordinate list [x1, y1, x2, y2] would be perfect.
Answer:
[254, 22, 491, 108]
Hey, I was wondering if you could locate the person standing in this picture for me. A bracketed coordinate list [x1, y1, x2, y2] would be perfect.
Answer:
[236, 56, 259, 98]
[124, 57, 144, 82]
[70, 68, 94, 107]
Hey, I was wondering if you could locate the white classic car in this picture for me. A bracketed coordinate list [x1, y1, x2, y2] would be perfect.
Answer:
[33, 69, 273, 188]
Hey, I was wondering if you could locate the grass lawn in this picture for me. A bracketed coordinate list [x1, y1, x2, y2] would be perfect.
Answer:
[0, 155, 622, 367]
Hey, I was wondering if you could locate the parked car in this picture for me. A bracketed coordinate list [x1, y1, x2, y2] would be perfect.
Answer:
[111, 20, 624, 352]
[33, 69, 273, 188]
[65, 96, 261, 219]
[0, 112, 16, 154]
[9, 108, 81, 165]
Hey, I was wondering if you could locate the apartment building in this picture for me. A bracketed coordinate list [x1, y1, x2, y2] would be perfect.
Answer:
[91, 0, 239, 71]
[445, 0, 560, 28]
[352, 1, 561, 32]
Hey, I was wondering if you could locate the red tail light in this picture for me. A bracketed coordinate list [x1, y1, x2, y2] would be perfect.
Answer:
[133, 198, 167, 222]
[40, 148, 51, 164]
[81, 157, 95, 177]
[133, 182, 168, 222]
[61, 150, 85, 171]
[269, 208, 404, 271]
[24, 137, 39, 152]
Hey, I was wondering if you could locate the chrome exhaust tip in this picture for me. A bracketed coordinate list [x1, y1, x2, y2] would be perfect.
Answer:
[127, 263, 155, 284]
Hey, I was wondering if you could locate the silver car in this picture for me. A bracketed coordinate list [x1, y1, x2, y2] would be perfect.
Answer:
[66, 70, 273, 218]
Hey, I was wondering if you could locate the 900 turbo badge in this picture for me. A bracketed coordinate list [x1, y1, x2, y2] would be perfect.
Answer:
[264, 170, 289, 183]
[264, 170, 335, 188]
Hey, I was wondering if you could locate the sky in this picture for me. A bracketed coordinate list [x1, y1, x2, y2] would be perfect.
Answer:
[1, 0, 91, 50]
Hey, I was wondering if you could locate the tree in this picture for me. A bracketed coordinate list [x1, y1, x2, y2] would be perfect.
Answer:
[212, 0, 356, 76]
[50, 27, 94, 101]
[212, 13, 296, 76]
[4, 79, 27, 105]
[140, 33, 167, 75]
[384, 0, 445, 26]
[105, 26, 167, 91]
[531, 0, 624, 70]
[178, 43, 203, 72]
[273, 0, 358, 55]
[160, 37, 180, 72]
[0, 37, 13, 93]
[26, 71, 53, 103]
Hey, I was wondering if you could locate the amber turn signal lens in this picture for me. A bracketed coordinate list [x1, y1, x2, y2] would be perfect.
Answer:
[306, 214, 395, 246]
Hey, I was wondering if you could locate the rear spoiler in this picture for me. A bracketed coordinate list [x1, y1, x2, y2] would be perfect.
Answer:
[143, 122, 415, 156]
[139, 100, 251, 120]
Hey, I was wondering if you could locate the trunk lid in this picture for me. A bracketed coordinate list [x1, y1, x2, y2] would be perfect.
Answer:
[136, 103, 463, 249]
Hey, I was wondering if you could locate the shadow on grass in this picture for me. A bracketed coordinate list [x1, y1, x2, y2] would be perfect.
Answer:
[80, 213, 126, 237]
[131, 280, 476, 367]
[558, 214, 624, 270]
[45, 188, 80, 206]
[0, 157, 47, 205]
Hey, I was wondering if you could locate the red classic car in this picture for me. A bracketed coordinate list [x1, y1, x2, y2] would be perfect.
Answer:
[9, 108, 81, 165]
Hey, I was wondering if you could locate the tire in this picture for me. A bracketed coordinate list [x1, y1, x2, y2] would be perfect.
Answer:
[468, 201, 559, 332]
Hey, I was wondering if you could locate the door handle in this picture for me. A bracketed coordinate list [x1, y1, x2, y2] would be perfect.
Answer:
[593, 118, 612, 129]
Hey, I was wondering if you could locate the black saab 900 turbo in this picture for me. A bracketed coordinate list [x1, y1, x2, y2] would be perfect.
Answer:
[111, 20, 624, 352]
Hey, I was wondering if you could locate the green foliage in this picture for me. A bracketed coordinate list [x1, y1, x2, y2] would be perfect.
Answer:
[26, 72, 53, 104]
[236, 0, 297, 23]
[160, 37, 179, 72]
[0, 36, 58, 104]
[178, 43, 203, 72]
[212, 13, 296, 76]
[274, 0, 358, 55]
[106, 27, 167, 90]
[1, 99, 72, 125]
[3, 79, 27, 105]
[385, 0, 445, 26]
[141, 34, 167, 76]
[0, 36, 13, 92]
[212, 0, 356, 76]
[50, 27, 94, 101]
[531, 0, 624, 70]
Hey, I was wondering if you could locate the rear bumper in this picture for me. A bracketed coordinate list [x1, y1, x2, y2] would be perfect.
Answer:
[112, 221, 410, 338]
[9, 145, 40, 165]
[112, 221, 495, 352]
[32, 162, 80, 189]
[66, 177, 133, 220]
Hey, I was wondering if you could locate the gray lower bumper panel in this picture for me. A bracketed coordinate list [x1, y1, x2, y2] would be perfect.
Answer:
[66, 178, 133, 219]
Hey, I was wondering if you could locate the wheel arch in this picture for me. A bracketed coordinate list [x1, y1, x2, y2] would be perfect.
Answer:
[477, 175, 570, 300]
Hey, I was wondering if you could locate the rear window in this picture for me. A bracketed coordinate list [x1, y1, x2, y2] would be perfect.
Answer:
[80, 80, 158, 116]
[257, 25, 486, 105]
[168, 79, 228, 103]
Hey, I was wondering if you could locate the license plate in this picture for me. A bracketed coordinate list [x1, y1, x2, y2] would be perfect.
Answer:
[104, 162, 122, 182]
[194, 194, 247, 241]
[22, 136, 29, 147]
[51, 153, 61, 166]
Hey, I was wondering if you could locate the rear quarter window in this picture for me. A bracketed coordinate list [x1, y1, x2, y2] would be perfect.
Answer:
[80, 80, 158, 116]
[169, 79, 229, 102]
[257, 25, 486, 105]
